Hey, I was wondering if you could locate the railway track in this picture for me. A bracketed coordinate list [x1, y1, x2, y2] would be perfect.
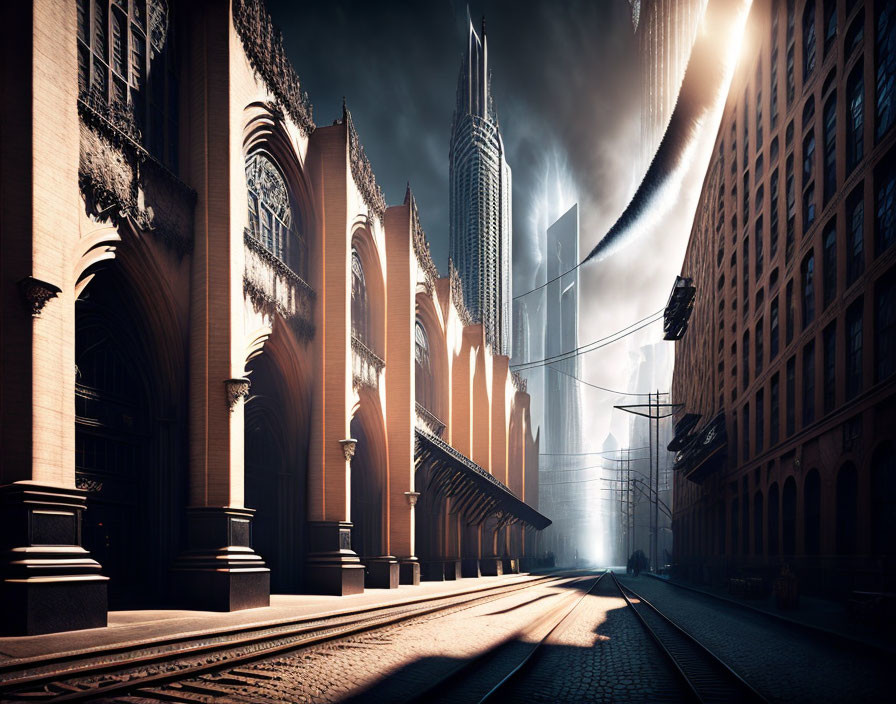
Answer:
[611, 573, 768, 704]
[405, 571, 608, 704]
[0, 573, 566, 703]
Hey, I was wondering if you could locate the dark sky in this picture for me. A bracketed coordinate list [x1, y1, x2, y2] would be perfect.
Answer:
[266, 0, 640, 285]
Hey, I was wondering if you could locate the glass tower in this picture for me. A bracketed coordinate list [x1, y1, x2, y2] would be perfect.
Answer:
[449, 14, 512, 356]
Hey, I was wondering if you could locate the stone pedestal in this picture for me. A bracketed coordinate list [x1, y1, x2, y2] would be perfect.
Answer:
[399, 558, 420, 586]
[461, 558, 481, 578]
[480, 557, 504, 577]
[305, 521, 365, 596]
[365, 556, 399, 589]
[445, 560, 463, 580]
[0, 483, 108, 635]
[171, 507, 270, 611]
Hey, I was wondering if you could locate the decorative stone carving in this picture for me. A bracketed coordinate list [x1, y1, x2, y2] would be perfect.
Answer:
[243, 229, 316, 341]
[75, 477, 104, 493]
[415, 402, 446, 438]
[233, 0, 315, 136]
[449, 261, 474, 327]
[78, 93, 195, 257]
[149, 0, 169, 57]
[404, 185, 440, 293]
[404, 491, 420, 507]
[340, 438, 358, 461]
[351, 335, 385, 390]
[510, 370, 528, 394]
[344, 103, 387, 223]
[18, 277, 61, 317]
[225, 378, 251, 411]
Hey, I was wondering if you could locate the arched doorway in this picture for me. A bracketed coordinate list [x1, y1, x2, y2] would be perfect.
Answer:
[244, 350, 308, 594]
[768, 482, 780, 557]
[75, 268, 183, 608]
[783, 477, 797, 556]
[871, 443, 896, 557]
[349, 406, 386, 563]
[804, 469, 821, 556]
[836, 463, 858, 555]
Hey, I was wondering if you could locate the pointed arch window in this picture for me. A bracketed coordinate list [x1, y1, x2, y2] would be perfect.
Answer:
[351, 249, 369, 344]
[246, 153, 306, 276]
[415, 320, 432, 410]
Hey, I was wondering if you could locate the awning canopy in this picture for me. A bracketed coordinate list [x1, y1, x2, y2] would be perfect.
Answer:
[673, 412, 727, 483]
[414, 428, 551, 531]
[667, 412, 702, 451]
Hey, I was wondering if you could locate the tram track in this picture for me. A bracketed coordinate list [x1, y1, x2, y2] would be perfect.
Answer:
[0, 574, 567, 703]
[611, 572, 768, 704]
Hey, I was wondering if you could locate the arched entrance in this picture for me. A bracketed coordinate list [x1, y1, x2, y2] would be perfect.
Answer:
[349, 405, 386, 563]
[244, 350, 308, 594]
[782, 477, 797, 556]
[75, 268, 184, 608]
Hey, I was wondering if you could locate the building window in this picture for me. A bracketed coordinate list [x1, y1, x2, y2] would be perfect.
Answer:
[823, 95, 837, 203]
[877, 0, 896, 140]
[802, 340, 816, 426]
[246, 153, 306, 275]
[743, 403, 750, 463]
[787, 43, 796, 107]
[803, 1, 817, 81]
[847, 185, 865, 285]
[771, 168, 780, 257]
[756, 318, 764, 375]
[824, 0, 837, 57]
[846, 298, 863, 399]
[786, 154, 796, 261]
[847, 63, 865, 174]
[771, 296, 780, 359]
[823, 321, 837, 414]
[803, 182, 816, 233]
[786, 279, 795, 344]
[351, 250, 369, 344]
[743, 171, 750, 226]
[876, 272, 896, 382]
[743, 330, 751, 391]
[414, 320, 432, 410]
[771, 373, 781, 445]
[743, 237, 750, 317]
[756, 216, 764, 278]
[802, 252, 816, 328]
[876, 155, 896, 255]
[76, 0, 178, 169]
[845, 10, 865, 61]
[756, 388, 765, 454]
[823, 220, 837, 308]
[786, 355, 796, 436]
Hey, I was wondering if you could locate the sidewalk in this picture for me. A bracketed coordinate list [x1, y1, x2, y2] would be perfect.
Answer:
[0, 573, 544, 667]
[646, 573, 893, 654]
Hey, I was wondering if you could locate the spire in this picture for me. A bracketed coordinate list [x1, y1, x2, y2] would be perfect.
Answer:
[404, 181, 412, 206]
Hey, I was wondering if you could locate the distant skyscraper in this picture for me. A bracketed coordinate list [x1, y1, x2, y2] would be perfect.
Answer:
[449, 14, 512, 355]
[637, 0, 706, 176]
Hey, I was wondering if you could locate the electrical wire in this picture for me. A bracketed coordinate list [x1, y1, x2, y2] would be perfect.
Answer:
[512, 261, 585, 301]
[546, 363, 669, 397]
[510, 309, 664, 372]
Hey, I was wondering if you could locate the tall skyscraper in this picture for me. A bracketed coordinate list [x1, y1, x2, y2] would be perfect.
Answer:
[449, 14, 513, 355]
[636, 0, 706, 176]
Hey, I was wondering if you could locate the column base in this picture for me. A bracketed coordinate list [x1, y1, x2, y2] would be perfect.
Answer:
[445, 559, 462, 580]
[0, 483, 108, 635]
[480, 557, 504, 577]
[461, 558, 481, 578]
[305, 521, 365, 596]
[365, 556, 399, 589]
[399, 558, 420, 586]
[502, 557, 519, 574]
[171, 506, 270, 611]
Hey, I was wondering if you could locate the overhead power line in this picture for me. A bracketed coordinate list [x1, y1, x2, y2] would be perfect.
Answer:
[546, 363, 668, 397]
[510, 309, 663, 372]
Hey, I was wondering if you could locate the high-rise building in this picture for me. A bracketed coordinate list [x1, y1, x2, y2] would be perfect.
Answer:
[636, 0, 707, 175]
[670, 0, 896, 595]
[536, 205, 587, 566]
[449, 14, 513, 356]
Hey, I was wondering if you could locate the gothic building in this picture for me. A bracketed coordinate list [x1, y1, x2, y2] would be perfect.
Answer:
[671, 0, 895, 595]
[449, 14, 513, 356]
[0, 0, 546, 636]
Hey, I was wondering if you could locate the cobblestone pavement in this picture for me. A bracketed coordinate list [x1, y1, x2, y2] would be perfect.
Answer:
[617, 575, 890, 703]
[494, 573, 685, 703]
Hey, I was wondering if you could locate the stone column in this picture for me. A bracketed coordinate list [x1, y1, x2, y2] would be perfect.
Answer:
[0, 0, 107, 635]
[172, 0, 268, 610]
[302, 123, 364, 596]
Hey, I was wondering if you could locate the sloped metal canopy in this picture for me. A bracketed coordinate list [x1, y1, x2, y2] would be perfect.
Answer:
[414, 428, 551, 530]
[667, 412, 702, 451]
